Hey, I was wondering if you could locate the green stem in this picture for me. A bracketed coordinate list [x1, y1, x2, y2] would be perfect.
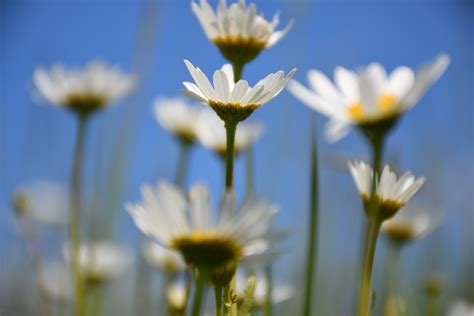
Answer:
[175, 140, 192, 187]
[223, 285, 232, 316]
[70, 115, 88, 316]
[191, 271, 206, 316]
[264, 265, 273, 316]
[232, 63, 244, 83]
[303, 113, 319, 316]
[356, 134, 386, 316]
[356, 218, 382, 316]
[214, 286, 223, 316]
[224, 121, 237, 191]
[244, 147, 255, 201]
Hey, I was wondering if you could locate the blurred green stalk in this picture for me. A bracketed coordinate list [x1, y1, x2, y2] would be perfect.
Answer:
[175, 140, 192, 187]
[302, 113, 319, 316]
[264, 265, 273, 316]
[69, 115, 89, 316]
[214, 286, 223, 316]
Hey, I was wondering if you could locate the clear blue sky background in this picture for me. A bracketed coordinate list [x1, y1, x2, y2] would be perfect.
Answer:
[1, 0, 473, 313]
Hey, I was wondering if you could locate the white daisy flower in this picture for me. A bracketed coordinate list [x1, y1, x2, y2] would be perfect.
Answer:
[38, 261, 73, 302]
[196, 108, 263, 157]
[154, 97, 204, 143]
[287, 54, 450, 142]
[447, 301, 474, 316]
[235, 270, 293, 307]
[12, 181, 68, 225]
[33, 60, 136, 116]
[166, 282, 188, 314]
[141, 239, 186, 274]
[381, 204, 441, 244]
[182, 60, 296, 123]
[125, 181, 278, 273]
[348, 161, 426, 219]
[191, 0, 293, 64]
[63, 241, 132, 284]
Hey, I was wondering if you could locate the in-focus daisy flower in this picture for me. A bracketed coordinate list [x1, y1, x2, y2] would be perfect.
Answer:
[38, 261, 73, 302]
[191, 0, 293, 65]
[287, 54, 450, 142]
[125, 181, 278, 278]
[154, 97, 205, 144]
[236, 270, 293, 307]
[11, 181, 68, 225]
[447, 301, 474, 316]
[33, 60, 136, 116]
[141, 240, 186, 274]
[63, 241, 132, 284]
[182, 60, 296, 123]
[196, 108, 263, 157]
[381, 204, 441, 244]
[348, 161, 426, 220]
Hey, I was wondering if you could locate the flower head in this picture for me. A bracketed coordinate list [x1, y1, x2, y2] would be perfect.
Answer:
[447, 301, 474, 316]
[11, 181, 68, 225]
[154, 97, 205, 144]
[38, 261, 73, 302]
[141, 240, 186, 274]
[33, 60, 136, 116]
[348, 161, 426, 220]
[192, 0, 293, 64]
[126, 181, 278, 273]
[288, 54, 450, 142]
[63, 241, 132, 284]
[197, 108, 263, 157]
[182, 60, 296, 123]
[381, 204, 441, 244]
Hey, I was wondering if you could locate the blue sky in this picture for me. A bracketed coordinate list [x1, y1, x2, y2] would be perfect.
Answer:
[1, 0, 473, 312]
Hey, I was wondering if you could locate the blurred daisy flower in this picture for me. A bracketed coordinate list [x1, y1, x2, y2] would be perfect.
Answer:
[165, 282, 188, 315]
[126, 181, 278, 280]
[196, 108, 263, 157]
[191, 0, 293, 65]
[38, 261, 73, 302]
[33, 60, 136, 116]
[182, 60, 296, 123]
[381, 204, 441, 245]
[288, 54, 450, 142]
[11, 181, 68, 225]
[154, 97, 205, 144]
[348, 161, 426, 220]
[447, 301, 474, 316]
[63, 241, 132, 284]
[141, 239, 186, 275]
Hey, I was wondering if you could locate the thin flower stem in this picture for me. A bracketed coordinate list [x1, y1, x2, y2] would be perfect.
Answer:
[356, 134, 386, 316]
[357, 218, 382, 316]
[70, 115, 88, 316]
[244, 147, 255, 201]
[214, 286, 223, 316]
[224, 121, 237, 191]
[191, 271, 206, 316]
[264, 265, 273, 316]
[303, 113, 319, 316]
[232, 63, 244, 83]
[175, 140, 192, 187]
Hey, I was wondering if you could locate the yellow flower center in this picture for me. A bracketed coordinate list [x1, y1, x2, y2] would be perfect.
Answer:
[64, 93, 107, 115]
[347, 93, 399, 123]
[208, 100, 259, 123]
[347, 101, 365, 121]
[377, 93, 398, 111]
[170, 231, 243, 270]
[213, 36, 267, 65]
[382, 222, 417, 243]
[362, 194, 404, 220]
